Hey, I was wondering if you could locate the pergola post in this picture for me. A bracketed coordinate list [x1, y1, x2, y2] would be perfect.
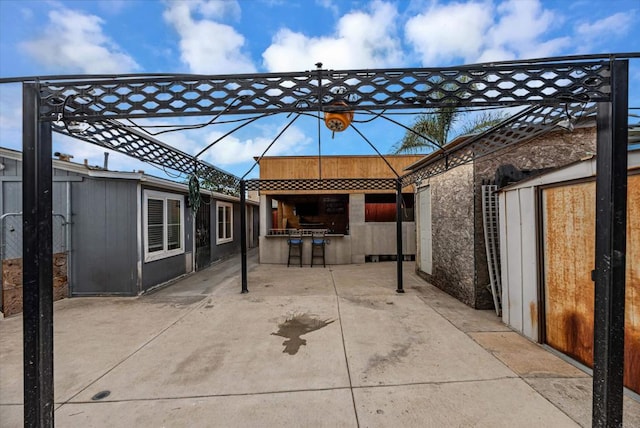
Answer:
[22, 82, 55, 427]
[396, 178, 404, 293]
[592, 59, 629, 428]
[240, 180, 248, 293]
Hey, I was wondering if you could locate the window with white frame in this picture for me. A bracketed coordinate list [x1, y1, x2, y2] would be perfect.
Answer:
[144, 190, 184, 261]
[216, 201, 233, 244]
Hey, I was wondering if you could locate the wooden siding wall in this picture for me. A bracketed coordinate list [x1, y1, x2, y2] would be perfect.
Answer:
[258, 155, 421, 195]
[73, 178, 139, 295]
[542, 176, 639, 394]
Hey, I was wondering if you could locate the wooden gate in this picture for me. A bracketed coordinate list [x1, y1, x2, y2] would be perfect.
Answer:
[542, 175, 639, 394]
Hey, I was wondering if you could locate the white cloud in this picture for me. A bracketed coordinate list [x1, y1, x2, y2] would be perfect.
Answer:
[405, 1, 492, 65]
[163, 0, 255, 74]
[576, 12, 632, 37]
[575, 11, 634, 50]
[315, 0, 339, 16]
[0, 85, 22, 134]
[262, 0, 403, 71]
[103, 116, 312, 171]
[20, 8, 139, 74]
[405, 0, 569, 65]
[52, 134, 152, 173]
[200, 124, 312, 166]
[486, 0, 567, 60]
[197, 0, 241, 20]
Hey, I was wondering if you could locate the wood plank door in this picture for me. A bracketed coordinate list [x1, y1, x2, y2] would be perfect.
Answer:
[542, 176, 640, 394]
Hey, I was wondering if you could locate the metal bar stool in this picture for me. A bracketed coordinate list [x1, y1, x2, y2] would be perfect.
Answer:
[311, 231, 326, 268]
[287, 230, 303, 267]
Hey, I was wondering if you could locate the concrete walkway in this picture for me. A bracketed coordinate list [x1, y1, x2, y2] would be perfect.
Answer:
[1, 251, 639, 427]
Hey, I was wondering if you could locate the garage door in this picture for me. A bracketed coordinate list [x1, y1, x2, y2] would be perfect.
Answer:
[542, 175, 639, 394]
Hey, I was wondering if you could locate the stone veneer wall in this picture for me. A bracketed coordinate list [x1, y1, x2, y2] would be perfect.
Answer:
[1, 253, 68, 316]
[420, 163, 476, 306]
[472, 127, 596, 309]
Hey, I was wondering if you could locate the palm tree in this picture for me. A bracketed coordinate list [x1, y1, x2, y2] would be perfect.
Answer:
[392, 77, 506, 154]
[392, 109, 506, 154]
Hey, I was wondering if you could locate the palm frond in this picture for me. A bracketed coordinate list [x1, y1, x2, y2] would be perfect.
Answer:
[460, 111, 507, 135]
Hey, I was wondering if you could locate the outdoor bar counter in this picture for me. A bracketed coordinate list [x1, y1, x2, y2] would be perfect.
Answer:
[259, 229, 352, 265]
[258, 222, 416, 265]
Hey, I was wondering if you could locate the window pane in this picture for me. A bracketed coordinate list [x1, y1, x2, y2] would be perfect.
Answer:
[218, 206, 224, 239]
[167, 199, 181, 250]
[225, 206, 232, 238]
[167, 225, 181, 250]
[147, 199, 164, 252]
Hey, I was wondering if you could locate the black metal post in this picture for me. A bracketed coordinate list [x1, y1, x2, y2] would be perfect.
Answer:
[22, 82, 54, 427]
[240, 180, 248, 293]
[396, 179, 404, 293]
[592, 59, 628, 428]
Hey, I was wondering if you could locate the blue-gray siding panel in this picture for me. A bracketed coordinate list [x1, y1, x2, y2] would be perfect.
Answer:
[2, 181, 21, 213]
[142, 254, 188, 290]
[0, 157, 21, 177]
[1, 180, 71, 258]
[210, 201, 242, 263]
[71, 178, 138, 295]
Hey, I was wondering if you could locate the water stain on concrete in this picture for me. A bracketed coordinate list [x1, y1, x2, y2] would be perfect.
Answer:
[366, 341, 411, 373]
[342, 296, 394, 310]
[272, 313, 335, 355]
[172, 344, 226, 383]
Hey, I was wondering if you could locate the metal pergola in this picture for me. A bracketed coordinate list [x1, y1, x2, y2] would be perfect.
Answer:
[5, 53, 635, 427]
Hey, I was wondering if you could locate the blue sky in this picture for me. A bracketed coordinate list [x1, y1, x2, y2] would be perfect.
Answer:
[1, 0, 639, 179]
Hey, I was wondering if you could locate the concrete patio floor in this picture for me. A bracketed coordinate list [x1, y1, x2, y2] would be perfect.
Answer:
[1, 251, 639, 427]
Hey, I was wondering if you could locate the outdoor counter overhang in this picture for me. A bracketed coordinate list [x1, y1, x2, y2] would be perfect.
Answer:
[261, 232, 350, 265]
[256, 190, 418, 266]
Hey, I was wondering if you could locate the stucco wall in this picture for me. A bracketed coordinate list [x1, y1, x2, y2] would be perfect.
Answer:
[473, 126, 596, 308]
[419, 163, 476, 306]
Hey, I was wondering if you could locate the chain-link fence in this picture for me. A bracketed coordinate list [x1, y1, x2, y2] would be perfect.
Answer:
[0, 213, 68, 314]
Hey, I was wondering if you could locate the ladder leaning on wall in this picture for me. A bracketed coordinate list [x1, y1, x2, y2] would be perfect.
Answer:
[482, 184, 502, 316]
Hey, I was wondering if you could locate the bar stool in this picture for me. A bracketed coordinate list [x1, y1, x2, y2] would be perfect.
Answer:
[311, 231, 326, 268]
[287, 230, 303, 267]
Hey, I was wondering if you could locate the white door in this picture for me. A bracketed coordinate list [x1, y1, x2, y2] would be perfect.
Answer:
[418, 186, 432, 274]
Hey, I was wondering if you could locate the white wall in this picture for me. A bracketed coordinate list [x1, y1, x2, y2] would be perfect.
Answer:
[416, 185, 432, 274]
[498, 187, 539, 341]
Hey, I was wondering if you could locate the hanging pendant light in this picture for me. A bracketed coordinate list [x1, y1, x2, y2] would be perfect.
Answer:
[324, 101, 354, 132]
